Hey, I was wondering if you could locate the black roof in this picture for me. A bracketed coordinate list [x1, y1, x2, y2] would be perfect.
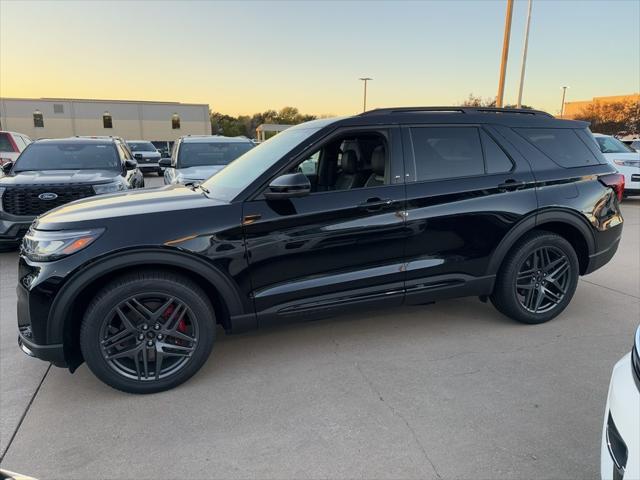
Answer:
[338, 106, 588, 129]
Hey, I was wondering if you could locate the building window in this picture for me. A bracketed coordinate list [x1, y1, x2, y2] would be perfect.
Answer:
[103, 112, 113, 129]
[53, 103, 64, 114]
[33, 110, 44, 128]
[172, 113, 180, 129]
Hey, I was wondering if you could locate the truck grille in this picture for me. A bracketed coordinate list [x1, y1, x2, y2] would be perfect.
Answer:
[2, 184, 95, 216]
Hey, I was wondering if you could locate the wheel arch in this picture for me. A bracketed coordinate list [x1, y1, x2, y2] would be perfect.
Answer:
[48, 248, 249, 371]
[487, 208, 596, 277]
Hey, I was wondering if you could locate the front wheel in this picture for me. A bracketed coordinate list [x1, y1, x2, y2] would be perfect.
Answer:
[490, 231, 579, 324]
[80, 271, 216, 393]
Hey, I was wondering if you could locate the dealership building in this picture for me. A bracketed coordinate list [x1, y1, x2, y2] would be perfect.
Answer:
[0, 98, 211, 146]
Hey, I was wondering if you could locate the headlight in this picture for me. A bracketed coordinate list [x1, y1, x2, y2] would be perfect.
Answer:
[22, 228, 104, 262]
[93, 182, 126, 195]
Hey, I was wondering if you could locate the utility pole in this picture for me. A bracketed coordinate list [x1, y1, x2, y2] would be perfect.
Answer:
[496, 0, 515, 108]
[516, 0, 533, 109]
[359, 77, 372, 112]
[560, 86, 568, 117]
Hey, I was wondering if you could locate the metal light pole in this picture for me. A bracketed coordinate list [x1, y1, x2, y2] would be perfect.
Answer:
[516, 0, 533, 109]
[496, 0, 515, 108]
[560, 86, 568, 117]
[359, 77, 372, 112]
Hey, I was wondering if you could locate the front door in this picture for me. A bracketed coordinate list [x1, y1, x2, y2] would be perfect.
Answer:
[242, 127, 407, 324]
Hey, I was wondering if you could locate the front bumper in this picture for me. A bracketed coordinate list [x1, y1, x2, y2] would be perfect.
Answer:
[601, 353, 640, 480]
[18, 334, 65, 366]
[0, 212, 35, 243]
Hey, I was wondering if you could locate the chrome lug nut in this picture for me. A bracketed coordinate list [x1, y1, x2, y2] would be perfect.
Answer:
[157, 334, 163, 340]
[141, 324, 149, 331]
[147, 340, 154, 347]
[154, 324, 160, 330]
[138, 334, 144, 340]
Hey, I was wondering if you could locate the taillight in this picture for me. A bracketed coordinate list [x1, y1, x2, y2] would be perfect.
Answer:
[599, 173, 625, 202]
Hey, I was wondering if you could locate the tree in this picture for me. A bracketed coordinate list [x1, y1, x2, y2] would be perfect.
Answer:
[573, 98, 640, 135]
[460, 93, 535, 110]
[211, 107, 318, 138]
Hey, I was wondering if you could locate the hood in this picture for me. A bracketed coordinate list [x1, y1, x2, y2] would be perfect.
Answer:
[35, 184, 225, 227]
[176, 165, 225, 181]
[0, 169, 120, 186]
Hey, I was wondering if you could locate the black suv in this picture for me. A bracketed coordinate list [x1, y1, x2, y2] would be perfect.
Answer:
[1, 137, 143, 249]
[16, 108, 624, 393]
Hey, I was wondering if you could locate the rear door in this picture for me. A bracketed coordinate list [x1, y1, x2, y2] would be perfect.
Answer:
[242, 127, 407, 324]
[401, 124, 537, 304]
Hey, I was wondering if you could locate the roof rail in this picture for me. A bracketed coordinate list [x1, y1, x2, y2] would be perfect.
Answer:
[360, 106, 553, 117]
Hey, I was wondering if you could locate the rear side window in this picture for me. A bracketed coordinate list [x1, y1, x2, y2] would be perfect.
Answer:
[515, 128, 600, 168]
[409, 127, 484, 181]
[0, 133, 16, 152]
[480, 130, 513, 174]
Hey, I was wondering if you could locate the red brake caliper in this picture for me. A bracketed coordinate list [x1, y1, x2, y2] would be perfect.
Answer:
[161, 304, 187, 344]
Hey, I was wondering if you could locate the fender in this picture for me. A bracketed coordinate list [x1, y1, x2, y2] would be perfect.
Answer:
[46, 248, 250, 344]
[486, 207, 596, 276]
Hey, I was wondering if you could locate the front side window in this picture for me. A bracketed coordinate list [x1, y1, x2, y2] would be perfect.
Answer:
[516, 128, 600, 167]
[103, 113, 113, 129]
[33, 111, 44, 128]
[203, 125, 322, 202]
[409, 127, 484, 181]
[178, 142, 253, 168]
[13, 143, 120, 172]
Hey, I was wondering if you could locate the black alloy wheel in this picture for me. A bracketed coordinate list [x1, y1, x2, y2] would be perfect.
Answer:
[81, 271, 215, 393]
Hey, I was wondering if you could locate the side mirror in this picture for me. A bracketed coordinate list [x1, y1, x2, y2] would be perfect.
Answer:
[264, 173, 310, 200]
[124, 159, 137, 170]
[134, 153, 143, 160]
[159, 158, 172, 168]
[1, 161, 13, 174]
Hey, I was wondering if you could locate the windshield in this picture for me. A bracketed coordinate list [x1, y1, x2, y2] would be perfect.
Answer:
[178, 141, 253, 168]
[203, 126, 321, 201]
[595, 136, 634, 154]
[128, 142, 157, 152]
[14, 143, 120, 172]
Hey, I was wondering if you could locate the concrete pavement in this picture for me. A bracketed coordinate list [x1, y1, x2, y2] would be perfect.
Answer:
[1, 178, 638, 479]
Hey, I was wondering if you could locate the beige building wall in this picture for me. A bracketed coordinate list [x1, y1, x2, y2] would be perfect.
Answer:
[0, 98, 210, 141]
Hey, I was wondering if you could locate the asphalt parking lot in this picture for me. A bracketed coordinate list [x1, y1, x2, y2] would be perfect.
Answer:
[0, 175, 638, 479]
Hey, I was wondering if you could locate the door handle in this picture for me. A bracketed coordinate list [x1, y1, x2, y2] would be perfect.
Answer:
[497, 179, 525, 192]
[358, 198, 394, 211]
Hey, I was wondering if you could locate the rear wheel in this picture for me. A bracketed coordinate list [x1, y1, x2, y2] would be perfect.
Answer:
[80, 271, 215, 393]
[490, 231, 579, 324]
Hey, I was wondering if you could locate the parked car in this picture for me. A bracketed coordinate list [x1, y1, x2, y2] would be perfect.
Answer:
[0, 131, 32, 167]
[161, 135, 254, 185]
[127, 140, 162, 175]
[601, 325, 639, 480]
[16, 107, 624, 393]
[0, 137, 143, 249]
[151, 140, 174, 159]
[593, 133, 640, 196]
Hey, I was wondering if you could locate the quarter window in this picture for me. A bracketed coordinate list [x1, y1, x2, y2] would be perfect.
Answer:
[480, 130, 514, 174]
[33, 111, 44, 128]
[516, 128, 600, 168]
[409, 127, 484, 181]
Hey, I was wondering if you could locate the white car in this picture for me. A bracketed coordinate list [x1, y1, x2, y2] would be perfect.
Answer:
[0, 130, 32, 167]
[161, 135, 254, 185]
[126, 140, 163, 175]
[593, 133, 640, 196]
[601, 325, 640, 480]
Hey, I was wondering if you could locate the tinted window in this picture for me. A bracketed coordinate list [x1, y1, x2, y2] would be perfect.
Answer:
[128, 141, 157, 152]
[409, 127, 484, 181]
[14, 143, 120, 172]
[516, 128, 600, 167]
[178, 142, 253, 168]
[0, 133, 15, 152]
[480, 130, 513, 173]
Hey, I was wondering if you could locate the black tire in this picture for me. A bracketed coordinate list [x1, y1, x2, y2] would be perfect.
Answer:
[80, 270, 216, 394]
[490, 231, 579, 324]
